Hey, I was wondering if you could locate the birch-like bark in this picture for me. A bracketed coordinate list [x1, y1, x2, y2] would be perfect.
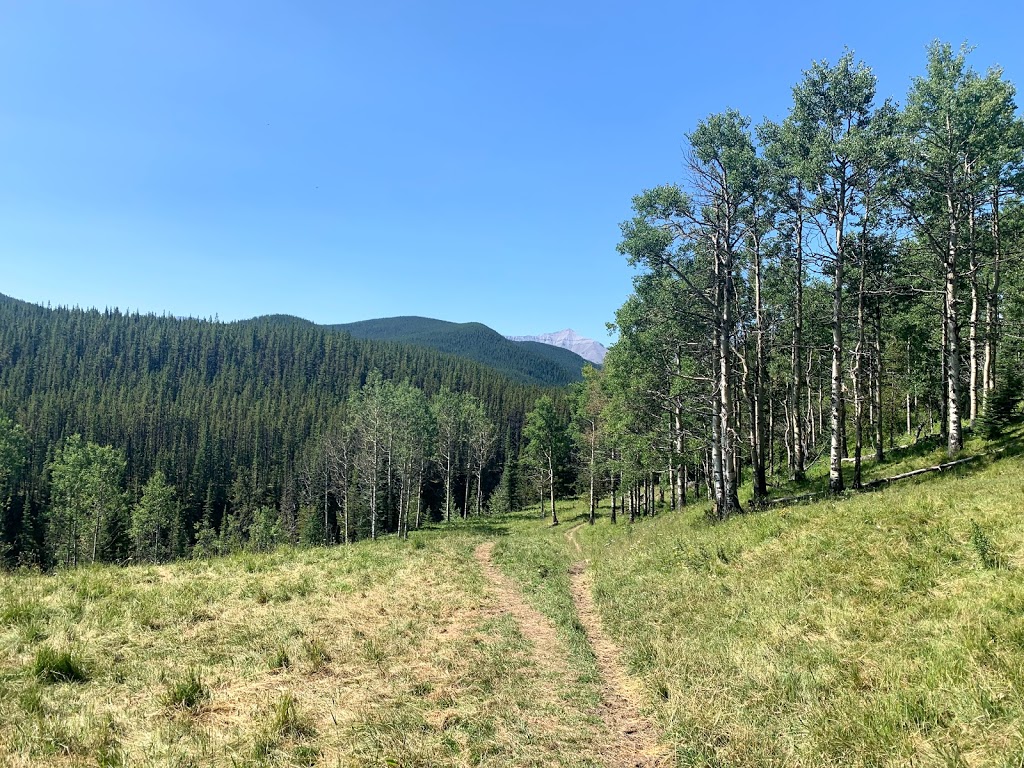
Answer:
[984, 188, 1002, 393]
[829, 211, 846, 495]
[750, 218, 768, 504]
[946, 197, 964, 456]
[791, 197, 806, 480]
[852, 261, 866, 489]
[968, 203, 980, 427]
[548, 452, 558, 525]
[874, 303, 885, 462]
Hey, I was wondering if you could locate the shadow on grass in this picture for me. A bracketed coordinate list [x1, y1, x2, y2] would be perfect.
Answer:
[986, 424, 1024, 459]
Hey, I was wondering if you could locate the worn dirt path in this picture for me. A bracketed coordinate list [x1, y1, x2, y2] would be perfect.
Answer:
[564, 524, 673, 768]
[472, 541, 565, 673]
[474, 537, 672, 768]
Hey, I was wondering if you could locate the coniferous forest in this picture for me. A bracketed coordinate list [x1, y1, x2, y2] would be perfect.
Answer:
[0, 294, 564, 567]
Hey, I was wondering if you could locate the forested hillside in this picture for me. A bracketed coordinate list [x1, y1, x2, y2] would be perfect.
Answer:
[334, 316, 589, 386]
[0, 295, 561, 566]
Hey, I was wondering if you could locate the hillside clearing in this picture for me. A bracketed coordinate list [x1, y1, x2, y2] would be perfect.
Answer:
[568, 452, 1024, 767]
[2, 447, 1023, 767]
[0, 533, 607, 767]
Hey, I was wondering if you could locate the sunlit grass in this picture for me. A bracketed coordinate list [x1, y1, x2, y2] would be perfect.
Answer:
[0, 532, 606, 767]
[3, 432, 1020, 766]
[556, 448, 1024, 766]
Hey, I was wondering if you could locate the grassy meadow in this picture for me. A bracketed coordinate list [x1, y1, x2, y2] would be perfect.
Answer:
[0, 529, 607, 767]
[2, 436, 1023, 767]
[562, 444, 1024, 766]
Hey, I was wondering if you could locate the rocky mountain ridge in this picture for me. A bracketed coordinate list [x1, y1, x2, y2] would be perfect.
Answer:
[506, 329, 607, 365]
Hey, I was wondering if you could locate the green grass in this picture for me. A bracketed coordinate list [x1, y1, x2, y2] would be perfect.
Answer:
[559, 449, 1024, 766]
[163, 667, 209, 710]
[3, 436, 1022, 766]
[0, 528, 607, 767]
[32, 645, 89, 683]
[764, 426, 1014, 504]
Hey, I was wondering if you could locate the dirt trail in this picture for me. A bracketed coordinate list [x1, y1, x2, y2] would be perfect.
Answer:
[564, 524, 672, 768]
[473, 542, 567, 675]
[474, 537, 671, 768]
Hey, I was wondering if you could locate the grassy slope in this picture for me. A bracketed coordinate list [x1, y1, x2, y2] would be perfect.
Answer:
[0, 529, 605, 768]
[543, 446, 1024, 767]
[755, 428, 1005, 507]
[3, 440, 1023, 767]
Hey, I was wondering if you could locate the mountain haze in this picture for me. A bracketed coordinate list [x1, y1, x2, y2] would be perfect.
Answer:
[507, 329, 607, 365]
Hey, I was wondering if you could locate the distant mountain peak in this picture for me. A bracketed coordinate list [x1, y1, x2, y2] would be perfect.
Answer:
[331, 316, 590, 386]
[507, 329, 607, 365]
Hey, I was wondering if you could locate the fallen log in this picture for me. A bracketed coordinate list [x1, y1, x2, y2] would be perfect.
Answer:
[860, 454, 982, 490]
[765, 453, 985, 508]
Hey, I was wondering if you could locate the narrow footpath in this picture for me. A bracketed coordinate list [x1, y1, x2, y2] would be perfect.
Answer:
[564, 524, 672, 768]
[474, 536, 672, 768]
[472, 541, 564, 673]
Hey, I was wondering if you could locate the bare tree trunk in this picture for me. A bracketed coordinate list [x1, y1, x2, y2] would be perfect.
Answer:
[463, 451, 471, 520]
[817, 359, 825, 449]
[323, 454, 330, 545]
[396, 480, 405, 541]
[906, 337, 913, 439]
[783, 400, 793, 470]
[370, 438, 378, 540]
[719, 275, 742, 516]
[343, 483, 350, 544]
[610, 468, 618, 524]
[681, 462, 687, 507]
[403, 480, 411, 539]
[750, 222, 768, 504]
[671, 398, 683, 511]
[444, 452, 452, 523]
[968, 205, 980, 427]
[386, 434, 394, 532]
[946, 203, 964, 456]
[984, 188, 1002, 394]
[853, 262, 866, 489]
[792, 197, 806, 480]
[874, 303, 884, 462]
[414, 461, 424, 530]
[669, 463, 676, 512]
[588, 428, 596, 524]
[829, 220, 846, 494]
[711, 346, 726, 518]
[548, 454, 558, 525]
[940, 301, 948, 443]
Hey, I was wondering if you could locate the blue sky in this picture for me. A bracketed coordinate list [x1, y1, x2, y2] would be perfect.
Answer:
[2, 1, 1021, 344]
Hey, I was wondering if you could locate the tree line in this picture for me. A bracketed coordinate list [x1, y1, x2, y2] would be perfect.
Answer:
[0, 297, 566, 566]
[1, 379, 498, 566]
[575, 42, 1024, 521]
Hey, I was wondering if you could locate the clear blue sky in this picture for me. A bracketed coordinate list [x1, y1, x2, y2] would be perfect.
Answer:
[2, 1, 1021, 344]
